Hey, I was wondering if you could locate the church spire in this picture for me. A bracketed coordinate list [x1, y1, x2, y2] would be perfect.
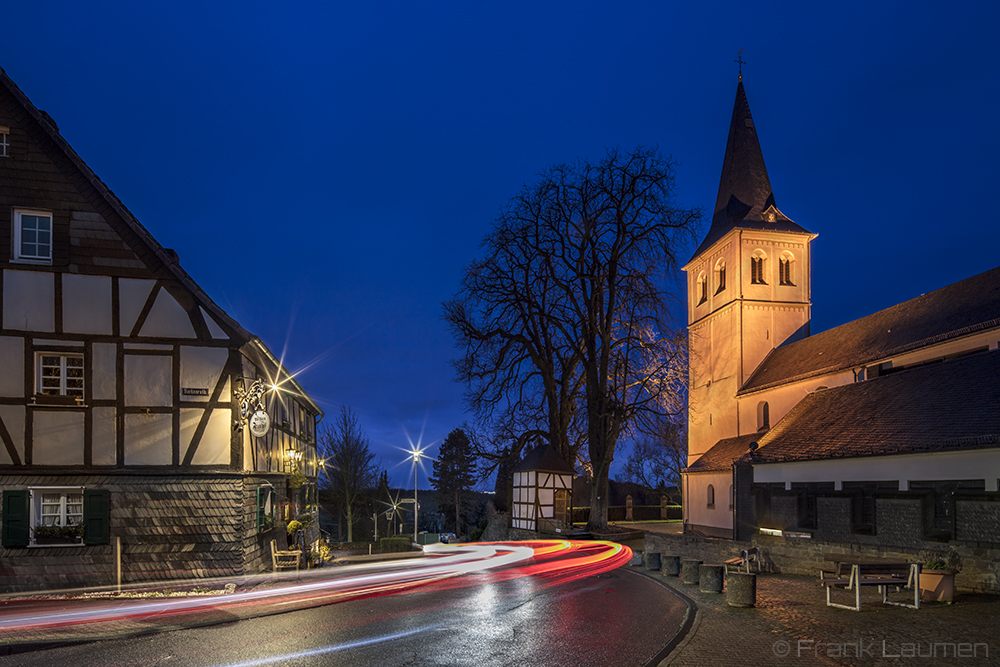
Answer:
[691, 78, 810, 259]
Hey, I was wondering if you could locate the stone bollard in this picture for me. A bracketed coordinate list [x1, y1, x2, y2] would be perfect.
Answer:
[727, 572, 757, 607]
[681, 558, 702, 585]
[630, 550, 643, 567]
[661, 555, 681, 576]
[699, 564, 724, 593]
[645, 551, 662, 571]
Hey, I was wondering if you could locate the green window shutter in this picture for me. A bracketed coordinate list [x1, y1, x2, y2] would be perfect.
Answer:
[257, 486, 265, 532]
[83, 489, 110, 545]
[2, 489, 29, 548]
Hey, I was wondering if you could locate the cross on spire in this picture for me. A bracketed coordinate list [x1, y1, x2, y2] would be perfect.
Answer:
[735, 48, 745, 80]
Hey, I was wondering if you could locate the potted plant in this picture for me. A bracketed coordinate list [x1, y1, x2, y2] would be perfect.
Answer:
[920, 557, 958, 603]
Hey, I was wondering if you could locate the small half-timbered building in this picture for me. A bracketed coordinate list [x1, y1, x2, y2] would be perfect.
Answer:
[511, 444, 575, 533]
[0, 67, 322, 592]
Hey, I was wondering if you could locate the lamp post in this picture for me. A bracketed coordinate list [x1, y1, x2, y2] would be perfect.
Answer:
[407, 445, 428, 544]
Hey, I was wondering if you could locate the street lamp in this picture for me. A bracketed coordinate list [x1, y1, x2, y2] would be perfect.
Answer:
[407, 445, 429, 543]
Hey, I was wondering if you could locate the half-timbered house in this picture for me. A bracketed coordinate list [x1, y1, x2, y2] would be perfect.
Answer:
[511, 444, 574, 533]
[0, 67, 322, 592]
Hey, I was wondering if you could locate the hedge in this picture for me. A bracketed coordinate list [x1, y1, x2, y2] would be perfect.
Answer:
[380, 536, 414, 553]
[572, 504, 682, 523]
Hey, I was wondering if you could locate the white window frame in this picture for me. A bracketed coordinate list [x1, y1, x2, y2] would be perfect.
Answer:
[0, 126, 9, 157]
[36, 352, 85, 398]
[29, 486, 85, 546]
[13, 209, 53, 264]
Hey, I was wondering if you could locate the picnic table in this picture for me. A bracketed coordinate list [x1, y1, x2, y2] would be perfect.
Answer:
[816, 554, 920, 611]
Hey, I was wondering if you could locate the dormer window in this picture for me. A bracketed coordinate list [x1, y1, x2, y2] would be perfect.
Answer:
[0, 126, 9, 157]
[13, 209, 53, 264]
[750, 251, 767, 285]
[715, 260, 726, 295]
[779, 252, 795, 286]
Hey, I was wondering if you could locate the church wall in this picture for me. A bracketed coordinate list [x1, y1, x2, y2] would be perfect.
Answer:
[684, 471, 733, 534]
[684, 238, 738, 327]
[688, 304, 740, 460]
[740, 304, 811, 384]
[737, 371, 854, 435]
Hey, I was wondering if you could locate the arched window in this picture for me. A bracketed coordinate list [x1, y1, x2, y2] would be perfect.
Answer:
[714, 260, 726, 295]
[697, 272, 708, 305]
[757, 401, 770, 431]
[707, 484, 715, 509]
[750, 250, 767, 285]
[779, 251, 795, 286]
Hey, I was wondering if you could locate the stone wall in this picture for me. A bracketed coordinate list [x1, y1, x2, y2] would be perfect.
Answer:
[956, 497, 1000, 543]
[645, 531, 1000, 594]
[815, 497, 853, 542]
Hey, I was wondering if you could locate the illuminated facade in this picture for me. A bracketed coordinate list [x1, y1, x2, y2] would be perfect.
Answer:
[682, 80, 1000, 547]
[0, 67, 322, 591]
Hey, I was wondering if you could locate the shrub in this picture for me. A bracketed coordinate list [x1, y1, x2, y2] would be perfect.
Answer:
[380, 536, 413, 553]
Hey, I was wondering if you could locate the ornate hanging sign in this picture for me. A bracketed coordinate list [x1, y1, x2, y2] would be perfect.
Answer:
[234, 378, 270, 436]
[249, 409, 270, 438]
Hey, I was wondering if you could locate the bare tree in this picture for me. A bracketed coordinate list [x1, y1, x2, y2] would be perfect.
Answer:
[319, 406, 380, 542]
[445, 146, 701, 529]
[621, 421, 687, 493]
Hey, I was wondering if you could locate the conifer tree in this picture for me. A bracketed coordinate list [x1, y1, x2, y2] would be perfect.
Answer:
[430, 429, 476, 535]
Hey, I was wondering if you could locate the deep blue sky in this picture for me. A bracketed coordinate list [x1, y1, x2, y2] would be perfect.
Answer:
[4, 2, 998, 487]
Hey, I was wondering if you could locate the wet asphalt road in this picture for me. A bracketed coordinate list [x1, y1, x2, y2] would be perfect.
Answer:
[1, 567, 687, 667]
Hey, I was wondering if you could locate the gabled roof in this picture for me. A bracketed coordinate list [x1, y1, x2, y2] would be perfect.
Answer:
[691, 80, 813, 260]
[685, 433, 761, 473]
[513, 443, 575, 475]
[740, 265, 1000, 394]
[742, 350, 1000, 465]
[0, 67, 321, 416]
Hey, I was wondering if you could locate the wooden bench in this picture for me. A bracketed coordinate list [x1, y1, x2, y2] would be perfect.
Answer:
[818, 561, 920, 611]
[271, 538, 301, 572]
[724, 547, 761, 574]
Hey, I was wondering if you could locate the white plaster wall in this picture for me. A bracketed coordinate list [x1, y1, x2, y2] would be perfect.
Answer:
[538, 488, 553, 506]
[119, 279, 155, 335]
[0, 337, 23, 396]
[201, 307, 229, 340]
[124, 413, 172, 465]
[685, 472, 733, 530]
[179, 346, 230, 401]
[0, 405, 24, 464]
[62, 274, 112, 335]
[124, 355, 172, 407]
[92, 406, 117, 465]
[3, 270, 54, 332]
[32, 410, 85, 465]
[92, 343, 117, 401]
[140, 290, 196, 339]
[753, 450, 1000, 491]
[180, 407, 231, 465]
[243, 421, 252, 472]
[195, 408, 230, 466]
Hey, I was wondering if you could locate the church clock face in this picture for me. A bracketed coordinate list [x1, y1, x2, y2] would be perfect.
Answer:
[249, 410, 270, 438]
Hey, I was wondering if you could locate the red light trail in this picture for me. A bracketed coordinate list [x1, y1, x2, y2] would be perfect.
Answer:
[0, 540, 632, 637]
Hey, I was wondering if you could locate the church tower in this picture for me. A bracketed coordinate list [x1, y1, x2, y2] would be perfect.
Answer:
[683, 79, 816, 469]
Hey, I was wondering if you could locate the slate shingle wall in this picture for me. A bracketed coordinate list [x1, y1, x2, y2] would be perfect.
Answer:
[0, 473, 276, 592]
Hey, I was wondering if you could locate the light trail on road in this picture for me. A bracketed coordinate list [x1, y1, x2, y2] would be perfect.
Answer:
[0, 540, 631, 635]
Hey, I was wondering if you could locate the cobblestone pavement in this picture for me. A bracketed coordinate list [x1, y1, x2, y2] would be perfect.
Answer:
[638, 566, 999, 667]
